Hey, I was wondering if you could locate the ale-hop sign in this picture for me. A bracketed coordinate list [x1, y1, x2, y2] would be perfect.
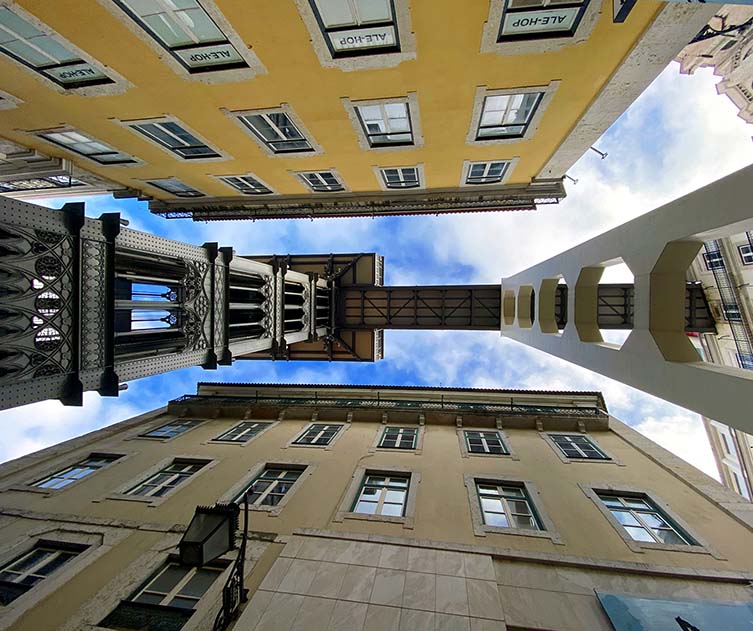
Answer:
[501, 7, 580, 36]
[329, 26, 397, 52]
[43, 62, 108, 85]
[174, 43, 244, 70]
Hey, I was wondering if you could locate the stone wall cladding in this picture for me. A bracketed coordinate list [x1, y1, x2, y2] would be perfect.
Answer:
[238, 535, 505, 630]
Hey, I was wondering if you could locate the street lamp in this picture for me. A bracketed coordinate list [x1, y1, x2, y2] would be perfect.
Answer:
[179, 502, 239, 567]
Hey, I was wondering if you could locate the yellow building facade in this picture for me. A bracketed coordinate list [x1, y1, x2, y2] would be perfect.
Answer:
[0, 383, 751, 630]
[0, 0, 715, 219]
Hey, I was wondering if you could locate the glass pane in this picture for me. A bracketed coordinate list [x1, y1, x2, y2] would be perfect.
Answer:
[638, 512, 669, 529]
[36, 551, 74, 577]
[178, 568, 220, 598]
[624, 526, 654, 543]
[512, 514, 537, 529]
[653, 529, 687, 545]
[0, 9, 41, 41]
[355, 501, 377, 514]
[356, 0, 392, 23]
[484, 512, 509, 527]
[481, 497, 503, 512]
[133, 592, 165, 605]
[611, 510, 640, 527]
[177, 8, 224, 42]
[146, 565, 186, 595]
[477, 485, 500, 495]
[384, 489, 405, 504]
[500, 486, 524, 497]
[169, 595, 199, 610]
[7, 549, 52, 573]
[380, 503, 403, 517]
[623, 498, 650, 509]
[315, 0, 357, 27]
[509, 500, 532, 515]
[143, 14, 193, 47]
[360, 487, 380, 499]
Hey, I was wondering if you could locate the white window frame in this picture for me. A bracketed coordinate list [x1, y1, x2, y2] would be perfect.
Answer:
[480, 0, 600, 57]
[34, 127, 138, 166]
[580, 484, 719, 557]
[703, 251, 725, 271]
[226, 105, 323, 157]
[464, 474, 562, 542]
[216, 173, 275, 195]
[738, 244, 753, 266]
[335, 465, 420, 528]
[467, 83, 558, 146]
[138, 419, 203, 441]
[376, 165, 422, 190]
[549, 433, 609, 459]
[296, 170, 346, 193]
[122, 115, 226, 162]
[460, 159, 517, 187]
[343, 94, 423, 151]
[294, 0, 416, 71]
[289, 422, 345, 447]
[211, 420, 274, 443]
[234, 465, 306, 506]
[0, 542, 85, 592]
[124, 459, 207, 499]
[0, 4, 126, 94]
[30, 453, 123, 490]
[464, 430, 509, 455]
[145, 177, 205, 198]
[128, 560, 225, 609]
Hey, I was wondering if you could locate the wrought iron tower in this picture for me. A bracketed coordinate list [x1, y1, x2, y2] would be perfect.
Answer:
[0, 195, 718, 413]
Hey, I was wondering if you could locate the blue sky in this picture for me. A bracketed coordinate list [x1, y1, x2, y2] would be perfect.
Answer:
[3, 62, 753, 478]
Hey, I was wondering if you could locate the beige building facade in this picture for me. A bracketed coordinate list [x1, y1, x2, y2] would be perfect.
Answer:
[676, 6, 753, 129]
[0, 383, 752, 630]
[687, 231, 753, 500]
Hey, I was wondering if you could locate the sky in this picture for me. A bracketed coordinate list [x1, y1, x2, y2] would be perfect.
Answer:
[3, 62, 752, 480]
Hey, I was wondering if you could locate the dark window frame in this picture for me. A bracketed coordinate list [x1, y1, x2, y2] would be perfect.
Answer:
[130, 121, 220, 160]
[112, 0, 247, 74]
[464, 430, 510, 455]
[146, 177, 205, 198]
[37, 130, 137, 165]
[308, 0, 401, 59]
[238, 112, 314, 154]
[355, 101, 414, 148]
[465, 160, 510, 185]
[476, 92, 544, 141]
[292, 423, 343, 446]
[378, 426, 418, 450]
[496, 0, 591, 43]
[380, 166, 420, 189]
[549, 433, 609, 460]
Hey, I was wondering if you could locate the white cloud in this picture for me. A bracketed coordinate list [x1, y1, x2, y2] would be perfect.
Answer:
[632, 415, 719, 479]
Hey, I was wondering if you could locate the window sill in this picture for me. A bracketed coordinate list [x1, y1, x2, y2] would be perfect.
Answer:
[474, 524, 561, 543]
[339, 511, 414, 530]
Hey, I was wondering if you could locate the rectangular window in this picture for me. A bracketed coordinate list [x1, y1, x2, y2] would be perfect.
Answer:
[464, 431, 509, 455]
[739, 244, 753, 266]
[380, 167, 419, 189]
[353, 473, 409, 517]
[597, 493, 695, 545]
[0, 542, 85, 604]
[0, 176, 85, 192]
[31, 454, 121, 489]
[309, 0, 400, 57]
[703, 251, 725, 270]
[299, 171, 344, 192]
[147, 177, 204, 198]
[130, 121, 220, 159]
[379, 426, 418, 449]
[498, 0, 590, 42]
[219, 174, 272, 195]
[129, 561, 224, 609]
[550, 434, 609, 460]
[213, 421, 271, 443]
[141, 419, 201, 439]
[113, 0, 247, 73]
[466, 161, 510, 185]
[0, 7, 112, 89]
[235, 466, 304, 505]
[38, 130, 136, 165]
[292, 423, 342, 446]
[125, 460, 206, 498]
[356, 102, 413, 147]
[237, 112, 313, 153]
[476, 482, 542, 530]
[738, 353, 753, 370]
[477, 93, 543, 140]
[723, 305, 742, 322]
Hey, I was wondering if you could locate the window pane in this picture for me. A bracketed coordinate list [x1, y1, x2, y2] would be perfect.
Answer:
[356, 0, 392, 23]
[611, 510, 641, 527]
[177, 567, 221, 598]
[380, 503, 403, 517]
[638, 512, 669, 529]
[511, 514, 537, 529]
[384, 489, 405, 504]
[145, 565, 186, 595]
[355, 500, 377, 514]
[653, 529, 687, 545]
[485, 512, 509, 527]
[624, 526, 654, 543]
